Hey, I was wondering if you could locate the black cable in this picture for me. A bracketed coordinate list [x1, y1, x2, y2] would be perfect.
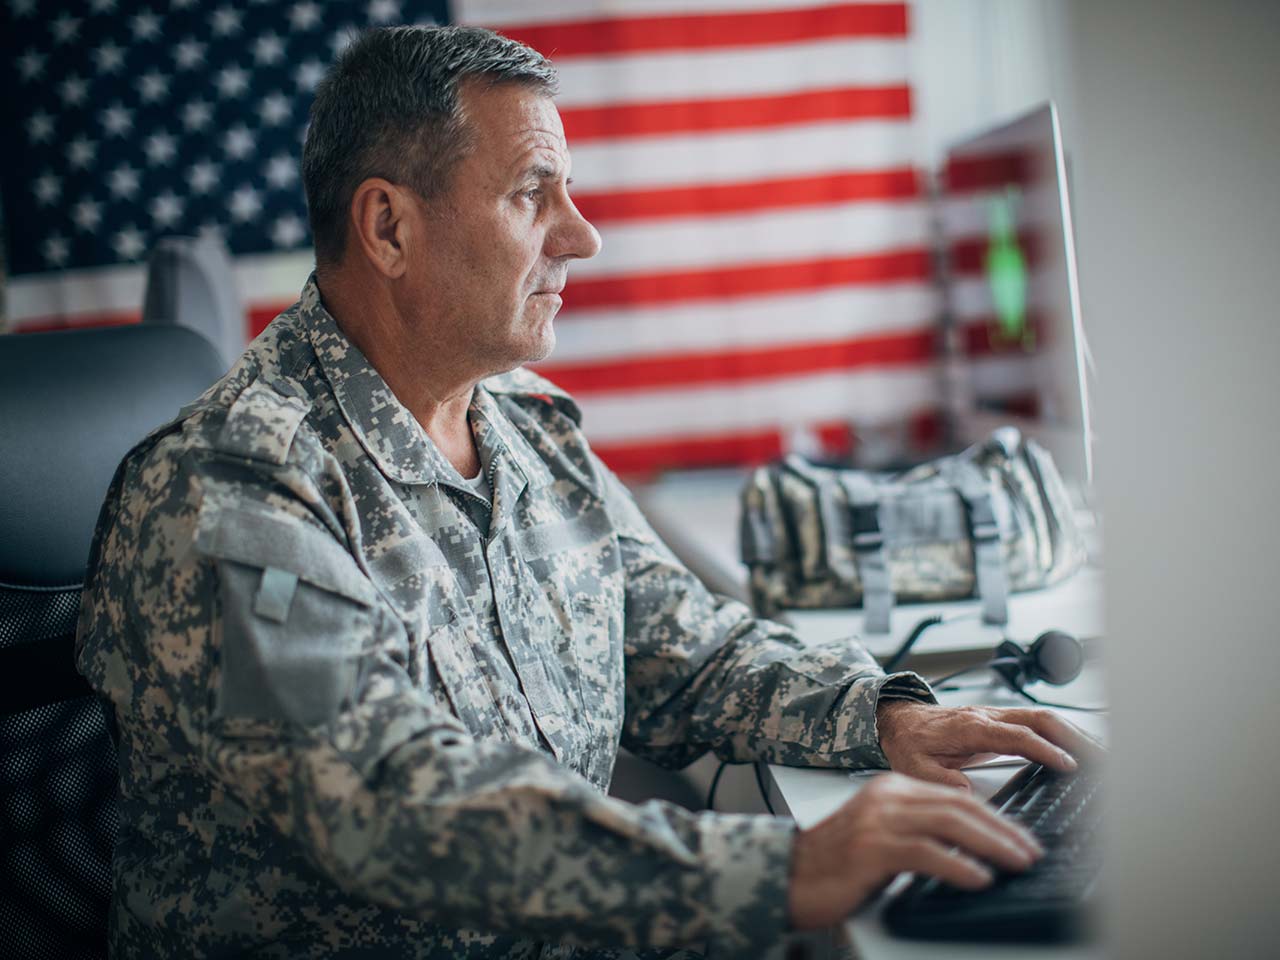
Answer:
[705, 760, 729, 810]
[883, 614, 942, 671]
[927, 658, 1021, 689]
[752, 761, 777, 815]
[1014, 687, 1109, 714]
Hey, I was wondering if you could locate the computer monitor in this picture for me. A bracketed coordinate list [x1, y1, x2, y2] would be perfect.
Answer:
[938, 102, 1094, 489]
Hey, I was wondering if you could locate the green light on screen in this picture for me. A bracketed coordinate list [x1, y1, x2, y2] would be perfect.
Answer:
[984, 187, 1033, 350]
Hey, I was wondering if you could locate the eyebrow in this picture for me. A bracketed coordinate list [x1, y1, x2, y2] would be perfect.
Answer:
[524, 162, 565, 182]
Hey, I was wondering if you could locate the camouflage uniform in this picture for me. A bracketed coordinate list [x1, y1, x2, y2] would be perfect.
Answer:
[76, 278, 933, 959]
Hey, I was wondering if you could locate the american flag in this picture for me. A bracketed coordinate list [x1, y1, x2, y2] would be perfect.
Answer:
[2, 0, 941, 476]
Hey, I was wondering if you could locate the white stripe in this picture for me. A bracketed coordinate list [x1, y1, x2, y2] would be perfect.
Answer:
[569, 120, 917, 192]
[457, 0, 870, 28]
[940, 184, 1063, 239]
[573, 199, 929, 277]
[949, 273, 1066, 321]
[575, 365, 941, 443]
[8, 249, 314, 323]
[966, 355, 1039, 397]
[546, 283, 939, 362]
[554, 38, 906, 107]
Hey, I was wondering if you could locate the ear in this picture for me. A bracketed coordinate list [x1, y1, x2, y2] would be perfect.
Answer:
[348, 178, 418, 279]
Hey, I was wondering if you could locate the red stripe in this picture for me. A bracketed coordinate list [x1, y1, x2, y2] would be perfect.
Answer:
[945, 149, 1038, 195]
[498, 3, 908, 59]
[536, 329, 935, 394]
[561, 85, 912, 142]
[959, 313, 1051, 356]
[12, 310, 140, 334]
[561, 247, 931, 312]
[573, 168, 920, 224]
[248, 302, 289, 338]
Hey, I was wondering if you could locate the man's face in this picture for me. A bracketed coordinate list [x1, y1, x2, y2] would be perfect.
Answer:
[403, 81, 601, 376]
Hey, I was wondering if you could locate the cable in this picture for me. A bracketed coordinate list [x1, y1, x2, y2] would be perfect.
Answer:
[705, 760, 729, 811]
[1013, 687, 1108, 714]
[752, 761, 777, 816]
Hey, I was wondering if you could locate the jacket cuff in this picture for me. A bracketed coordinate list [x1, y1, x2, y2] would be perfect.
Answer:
[702, 812, 797, 952]
[863, 670, 938, 768]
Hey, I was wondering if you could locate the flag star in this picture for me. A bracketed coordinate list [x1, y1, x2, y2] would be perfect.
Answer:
[51, 13, 82, 44]
[172, 0, 196, 9]
[254, 32, 285, 65]
[224, 125, 254, 160]
[60, 75, 88, 107]
[295, 60, 324, 92]
[113, 225, 147, 261]
[216, 66, 249, 99]
[44, 234, 70, 267]
[90, 0, 118, 12]
[131, 11, 161, 41]
[183, 100, 213, 132]
[94, 42, 125, 74]
[264, 154, 297, 189]
[229, 185, 262, 222]
[210, 6, 242, 36]
[259, 93, 291, 127]
[69, 137, 96, 169]
[331, 26, 358, 58]
[28, 111, 55, 144]
[72, 198, 103, 232]
[150, 191, 185, 228]
[289, 2, 320, 31]
[271, 214, 306, 249]
[144, 132, 177, 166]
[109, 164, 140, 198]
[137, 71, 168, 104]
[18, 51, 46, 81]
[188, 161, 220, 194]
[12, 0, 37, 15]
[34, 173, 61, 206]
[174, 39, 206, 70]
[101, 102, 133, 137]
[367, 0, 399, 24]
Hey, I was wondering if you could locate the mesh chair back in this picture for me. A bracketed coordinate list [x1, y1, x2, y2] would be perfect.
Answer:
[0, 325, 224, 959]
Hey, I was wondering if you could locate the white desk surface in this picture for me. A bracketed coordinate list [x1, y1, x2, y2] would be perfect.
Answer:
[631, 470, 1107, 959]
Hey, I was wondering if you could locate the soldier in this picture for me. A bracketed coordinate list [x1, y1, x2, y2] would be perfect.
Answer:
[77, 25, 1090, 959]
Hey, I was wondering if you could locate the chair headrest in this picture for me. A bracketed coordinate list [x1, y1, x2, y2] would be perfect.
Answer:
[0, 325, 225, 587]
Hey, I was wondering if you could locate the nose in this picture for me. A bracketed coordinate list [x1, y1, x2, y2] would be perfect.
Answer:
[547, 196, 602, 262]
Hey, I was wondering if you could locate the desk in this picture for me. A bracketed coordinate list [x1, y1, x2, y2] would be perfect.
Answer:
[632, 470, 1107, 959]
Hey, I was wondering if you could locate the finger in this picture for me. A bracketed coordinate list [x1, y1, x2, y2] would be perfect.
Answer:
[987, 708, 1105, 763]
[904, 760, 974, 792]
[897, 803, 1042, 869]
[961, 719, 1078, 772]
[885, 837, 994, 890]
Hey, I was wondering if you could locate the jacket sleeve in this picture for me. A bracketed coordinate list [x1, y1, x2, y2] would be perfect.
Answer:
[77, 448, 796, 952]
[592, 459, 936, 771]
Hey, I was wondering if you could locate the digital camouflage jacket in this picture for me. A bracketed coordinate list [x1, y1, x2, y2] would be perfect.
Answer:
[76, 278, 933, 959]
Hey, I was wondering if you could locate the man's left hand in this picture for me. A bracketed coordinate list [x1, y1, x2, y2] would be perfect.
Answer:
[876, 700, 1100, 790]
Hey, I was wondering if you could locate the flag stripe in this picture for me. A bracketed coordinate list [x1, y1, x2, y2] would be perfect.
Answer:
[575, 366, 939, 442]
[578, 199, 928, 278]
[552, 284, 939, 362]
[573, 167, 920, 224]
[536, 328, 935, 393]
[560, 85, 912, 142]
[569, 121, 918, 192]
[460, 0, 901, 27]
[496, 3, 907, 59]
[561, 247, 931, 312]
[590, 419, 856, 475]
[553, 38, 908, 108]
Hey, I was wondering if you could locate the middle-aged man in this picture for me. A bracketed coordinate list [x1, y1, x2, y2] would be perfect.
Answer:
[78, 25, 1091, 959]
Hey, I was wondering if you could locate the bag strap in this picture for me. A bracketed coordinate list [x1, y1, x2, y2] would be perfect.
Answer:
[941, 459, 1009, 625]
[837, 473, 894, 634]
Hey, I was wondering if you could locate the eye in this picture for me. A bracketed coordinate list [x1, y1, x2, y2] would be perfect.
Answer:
[519, 185, 542, 202]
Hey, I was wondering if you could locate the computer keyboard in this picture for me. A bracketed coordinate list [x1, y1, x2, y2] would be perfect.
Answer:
[882, 762, 1102, 942]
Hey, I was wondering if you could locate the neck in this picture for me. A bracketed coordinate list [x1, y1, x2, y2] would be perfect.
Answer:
[316, 268, 482, 476]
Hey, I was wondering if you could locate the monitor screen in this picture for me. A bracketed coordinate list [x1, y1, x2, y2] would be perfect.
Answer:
[939, 102, 1093, 488]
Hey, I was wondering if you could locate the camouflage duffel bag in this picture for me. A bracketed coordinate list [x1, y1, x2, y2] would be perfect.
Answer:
[738, 427, 1085, 632]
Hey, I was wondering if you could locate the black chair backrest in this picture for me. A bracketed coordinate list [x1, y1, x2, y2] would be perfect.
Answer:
[0, 325, 224, 960]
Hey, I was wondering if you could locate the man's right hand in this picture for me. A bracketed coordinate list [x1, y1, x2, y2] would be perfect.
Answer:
[787, 772, 1043, 930]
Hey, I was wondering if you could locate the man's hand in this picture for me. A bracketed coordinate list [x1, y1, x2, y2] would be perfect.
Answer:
[876, 700, 1099, 789]
[788, 772, 1043, 930]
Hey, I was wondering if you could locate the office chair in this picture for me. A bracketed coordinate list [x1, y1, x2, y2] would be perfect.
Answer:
[141, 233, 245, 370]
[0, 325, 224, 960]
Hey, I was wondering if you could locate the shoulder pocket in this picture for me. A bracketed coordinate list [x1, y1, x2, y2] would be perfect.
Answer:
[195, 505, 377, 729]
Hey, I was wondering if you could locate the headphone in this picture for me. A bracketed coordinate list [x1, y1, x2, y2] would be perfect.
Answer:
[885, 616, 1105, 712]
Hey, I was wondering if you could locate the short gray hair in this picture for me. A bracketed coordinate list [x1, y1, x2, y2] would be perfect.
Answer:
[302, 25, 558, 267]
